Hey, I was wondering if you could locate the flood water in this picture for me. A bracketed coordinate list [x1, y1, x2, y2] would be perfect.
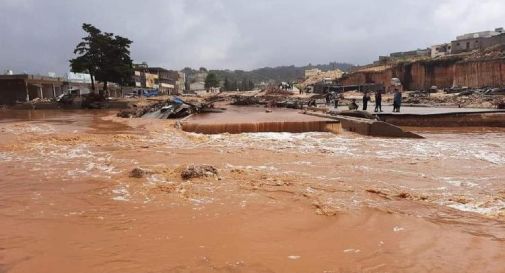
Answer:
[1, 109, 505, 273]
[182, 106, 337, 134]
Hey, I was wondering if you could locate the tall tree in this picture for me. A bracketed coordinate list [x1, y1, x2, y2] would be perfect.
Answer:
[231, 80, 238, 91]
[204, 73, 219, 89]
[241, 78, 248, 91]
[223, 77, 230, 91]
[70, 23, 133, 92]
[248, 80, 255, 91]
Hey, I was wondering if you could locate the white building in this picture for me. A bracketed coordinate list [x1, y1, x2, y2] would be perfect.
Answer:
[190, 82, 205, 91]
[65, 72, 94, 84]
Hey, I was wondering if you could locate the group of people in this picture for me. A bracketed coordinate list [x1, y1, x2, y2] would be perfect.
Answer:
[325, 92, 344, 108]
[313, 89, 403, 113]
[358, 89, 402, 113]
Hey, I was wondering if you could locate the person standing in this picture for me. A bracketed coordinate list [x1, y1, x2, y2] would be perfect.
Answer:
[374, 90, 382, 112]
[334, 93, 339, 109]
[362, 92, 370, 111]
[393, 89, 402, 112]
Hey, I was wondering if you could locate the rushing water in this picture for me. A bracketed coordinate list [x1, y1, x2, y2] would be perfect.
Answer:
[1, 110, 505, 273]
[181, 106, 337, 134]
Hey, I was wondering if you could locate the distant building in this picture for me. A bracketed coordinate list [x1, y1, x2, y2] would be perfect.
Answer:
[133, 70, 159, 89]
[65, 72, 94, 95]
[390, 48, 431, 59]
[456, 28, 503, 40]
[304, 68, 321, 79]
[65, 72, 93, 84]
[0, 74, 65, 105]
[451, 27, 504, 54]
[431, 43, 452, 58]
[192, 71, 208, 83]
[177, 72, 186, 93]
[189, 82, 205, 91]
[133, 64, 185, 95]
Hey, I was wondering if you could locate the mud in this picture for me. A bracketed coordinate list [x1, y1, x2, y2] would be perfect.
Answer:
[1, 110, 505, 273]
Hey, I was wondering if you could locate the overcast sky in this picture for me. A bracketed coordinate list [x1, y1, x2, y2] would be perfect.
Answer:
[0, 0, 504, 74]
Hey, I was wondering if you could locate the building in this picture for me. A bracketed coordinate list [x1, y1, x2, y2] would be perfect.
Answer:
[0, 74, 65, 105]
[451, 27, 504, 54]
[304, 69, 322, 79]
[146, 67, 176, 94]
[431, 43, 452, 58]
[482, 32, 505, 49]
[133, 70, 159, 89]
[65, 72, 94, 95]
[177, 72, 186, 93]
[390, 48, 431, 59]
[133, 64, 185, 95]
[455, 28, 503, 40]
[194, 71, 208, 82]
[189, 82, 205, 92]
[186, 70, 208, 92]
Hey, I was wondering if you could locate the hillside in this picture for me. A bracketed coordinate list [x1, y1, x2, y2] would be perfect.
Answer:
[208, 62, 355, 84]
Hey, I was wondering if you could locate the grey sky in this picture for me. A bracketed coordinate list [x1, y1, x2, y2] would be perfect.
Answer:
[0, 0, 504, 74]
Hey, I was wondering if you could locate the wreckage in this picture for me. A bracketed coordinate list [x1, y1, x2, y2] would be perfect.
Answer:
[117, 96, 223, 119]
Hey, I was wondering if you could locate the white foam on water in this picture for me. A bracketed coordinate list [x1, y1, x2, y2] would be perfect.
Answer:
[447, 200, 505, 216]
[441, 177, 479, 188]
[473, 151, 505, 165]
[112, 185, 131, 202]
[0, 152, 13, 161]
[2, 123, 56, 135]
[393, 226, 405, 232]
[225, 163, 278, 172]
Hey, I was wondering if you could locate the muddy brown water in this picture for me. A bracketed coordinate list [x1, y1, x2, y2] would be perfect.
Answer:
[1, 109, 505, 273]
[181, 106, 338, 134]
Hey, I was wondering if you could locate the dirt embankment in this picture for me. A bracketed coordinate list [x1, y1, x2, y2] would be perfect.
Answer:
[340, 46, 505, 91]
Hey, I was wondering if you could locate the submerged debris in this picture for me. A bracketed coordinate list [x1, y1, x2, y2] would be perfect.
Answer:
[181, 165, 219, 180]
[130, 167, 154, 178]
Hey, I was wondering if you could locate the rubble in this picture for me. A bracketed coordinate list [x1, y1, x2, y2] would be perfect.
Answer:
[181, 165, 219, 180]
[117, 100, 167, 118]
[301, 69, 344, 87]
[403, 90, 505, 108]
[130, 167, 154, 178]
[118, 96, 219, 119]
[231, 95, 262, 106]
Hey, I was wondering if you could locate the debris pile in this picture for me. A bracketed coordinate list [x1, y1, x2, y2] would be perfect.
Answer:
[264, 86, 294, 96]
[403, 90, 505, 108]
[118, 97, 221, 119]
[117, 100, 167, 118]
[181, 165, 219, 180]
[464, 44, 505, 61]
[129, 167, 154, 178]
[231, 95, 262, 106]
[301, 69, 344, 87]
